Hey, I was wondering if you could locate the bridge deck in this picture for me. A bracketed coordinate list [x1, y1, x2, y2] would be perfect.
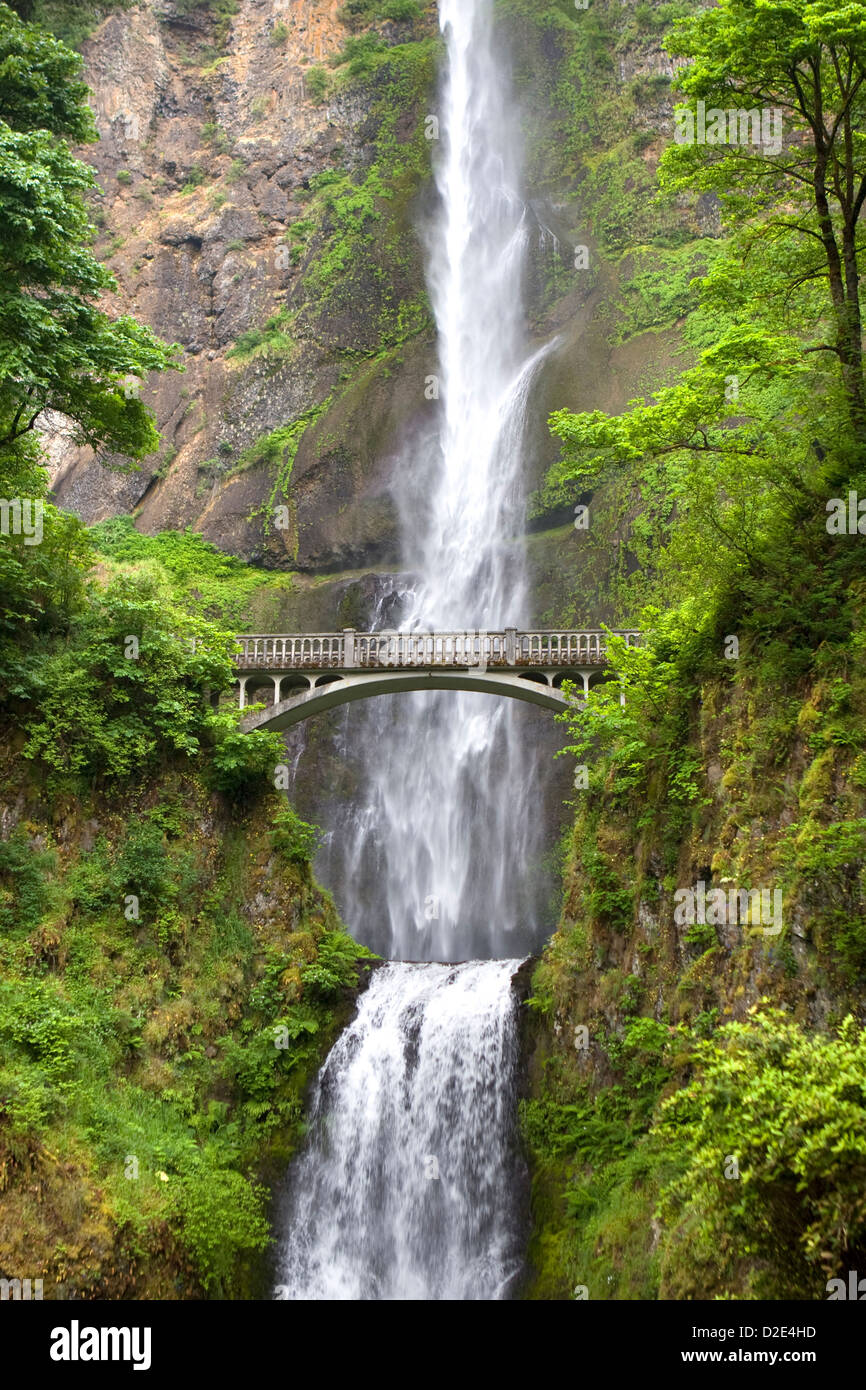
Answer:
[234, 628, 640, 673]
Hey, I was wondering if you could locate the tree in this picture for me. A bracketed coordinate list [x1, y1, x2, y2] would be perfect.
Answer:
[0, 502, 91, 646]
[548, 318, 823, 624]
[660, 0, 866, 444]
[0, 2, 178, 464]
[547, 0, 866, 639]
[18, 571, 239, 786]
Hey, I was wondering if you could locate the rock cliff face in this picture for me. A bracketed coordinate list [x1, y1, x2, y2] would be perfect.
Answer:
[48, 0, 435, 583]
[46, 0, 695, 634]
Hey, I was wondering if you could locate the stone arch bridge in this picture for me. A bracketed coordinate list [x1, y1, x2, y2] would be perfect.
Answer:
[234, 629, 640, 732]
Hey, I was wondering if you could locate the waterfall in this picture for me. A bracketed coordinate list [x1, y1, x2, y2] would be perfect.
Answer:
[314, 0, 553, 962]
[274, 961, 526, 1301]
[275, 0, 550, 1299]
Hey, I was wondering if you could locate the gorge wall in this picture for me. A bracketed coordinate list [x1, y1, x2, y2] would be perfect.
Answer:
[47, 0, 699, 632]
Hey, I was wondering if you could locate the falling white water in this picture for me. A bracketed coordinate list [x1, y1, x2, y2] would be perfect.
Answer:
[314, 0, 554, 961]
[275, 0, 549, 1300]
[274, 960, 526, 1301]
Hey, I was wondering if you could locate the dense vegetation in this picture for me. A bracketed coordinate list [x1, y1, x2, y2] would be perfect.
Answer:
[520, 0, 866, 1301]
[0, 3, 375, 1296]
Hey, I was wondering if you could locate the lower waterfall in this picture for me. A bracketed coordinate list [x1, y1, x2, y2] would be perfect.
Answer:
[273, 960, 526, 1301]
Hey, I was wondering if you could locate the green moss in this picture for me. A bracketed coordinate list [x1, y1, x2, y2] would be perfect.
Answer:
[0, 756, 377, 1297]
[226, 311, 296, 362]
[611, 240, 723, 342]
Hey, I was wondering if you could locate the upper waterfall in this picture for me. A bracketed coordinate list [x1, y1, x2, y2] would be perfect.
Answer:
[315, 0, 555, 961]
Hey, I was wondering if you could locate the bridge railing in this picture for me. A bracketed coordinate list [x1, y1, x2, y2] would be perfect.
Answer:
[234, 629, 641, 671]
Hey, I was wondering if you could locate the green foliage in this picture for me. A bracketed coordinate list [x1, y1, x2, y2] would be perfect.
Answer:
[205, 708, 284, 796]
[653, 0, 866, 459]
[222, 1009, 319, 1101]
[339, 0, 421, 24]
[520, 1096, 634, 1166]
[0, 502, 92, 656]
[116, 818, 170, 917]
[579, 834, 634, 928]
[683, 918, 717, 952]
[299, 930, 377, 997]
[305, 67, 329, 104]
[495, 0, 685, 258]
[784, 818, 866, 976]
[557, 615, 706, 822]
[0, 829, 59, 933]
[0, 4, 178, 466]
[657, 1008, 866, 1298]
[270, 802, 322, 866]
[231, 22, 435, 364]
[12, 3, 132, 50]
[0, 753, 364, 1295]
[0, 975, 84, 1146]
[225, 310, 294, 361]
[612, 241, 720, 343]
[0, 3, 97, 134]
[171, 1167, 269, 1293]
[17, 570, 238, 787]
[181, 164, 206, 194]
[200, 120, 230, 153]
[242, 400, 332, 535]
[87, 516, 290, 625]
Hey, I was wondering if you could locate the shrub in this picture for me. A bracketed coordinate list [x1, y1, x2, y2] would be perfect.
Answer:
[270, 803, 322, 865]
[181, 165, 206, 194]
[0, 831, 59, 934]
[657, 1009, 866, 1298]
[329, 33, 386, 78]
[205, 708, 284, 795]
[171, 1167, 269, 1294]
[305, 67, 329, 104]
[20, 571, 238, 787]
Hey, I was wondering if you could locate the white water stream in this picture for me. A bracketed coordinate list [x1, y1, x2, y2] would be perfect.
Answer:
[317, 0, 553, 962]
[276, 0, 552, 1299]
[274, 961, 525, 1300]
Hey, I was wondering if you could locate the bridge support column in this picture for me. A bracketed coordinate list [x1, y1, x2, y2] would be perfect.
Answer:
[272, 675, 283, 705]
[237, 676, 248, 710]
[343, 628, 355, 666]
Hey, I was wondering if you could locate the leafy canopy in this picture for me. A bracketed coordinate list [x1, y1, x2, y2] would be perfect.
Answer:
[660, 0, 866, 438]
[0, 1, 178, 460]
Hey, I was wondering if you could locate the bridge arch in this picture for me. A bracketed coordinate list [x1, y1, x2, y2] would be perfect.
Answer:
[239, 669, 586, 733]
